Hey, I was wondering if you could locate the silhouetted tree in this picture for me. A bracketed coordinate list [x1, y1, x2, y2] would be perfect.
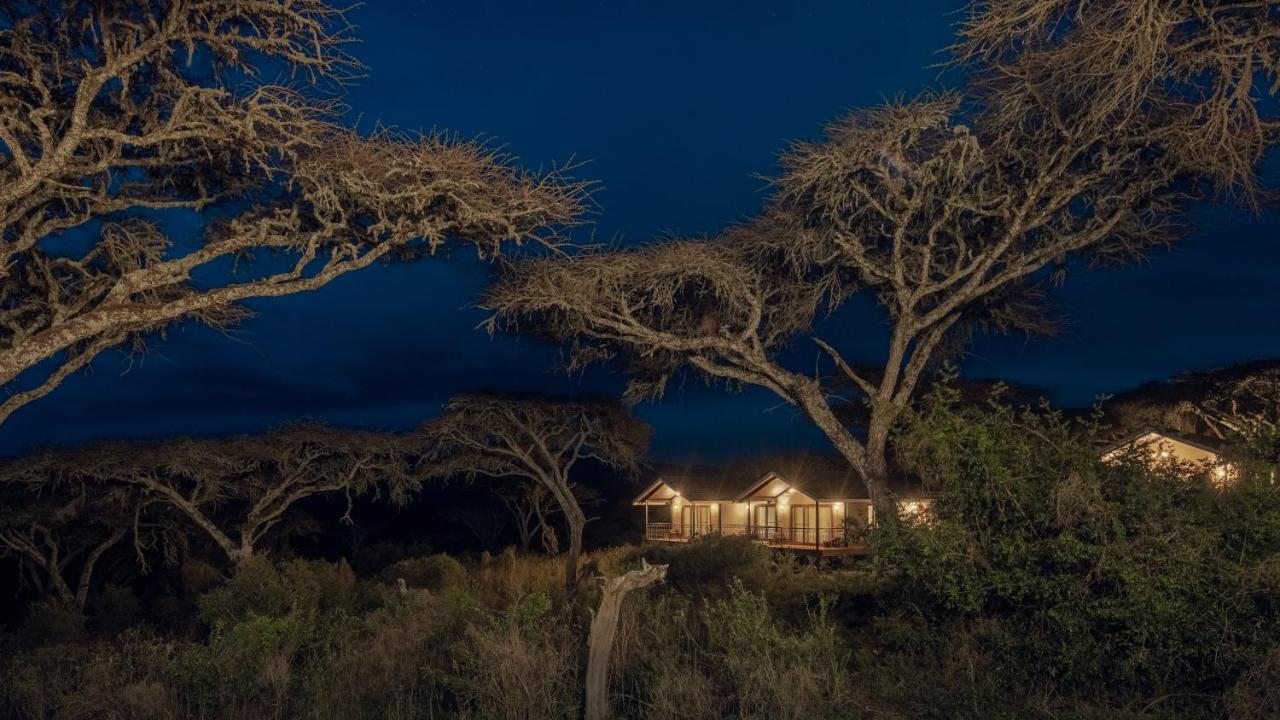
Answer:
[0, 0, 586, 423]
[0, 425, 412, 565]
[484, 2, 1280, 516]
[0, 481, 157, 609]
[418, 396, 649, 594]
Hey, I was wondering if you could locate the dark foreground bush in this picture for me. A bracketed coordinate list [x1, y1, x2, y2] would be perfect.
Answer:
[871, 382, 1280, 717]
[380, 553, 467, 591]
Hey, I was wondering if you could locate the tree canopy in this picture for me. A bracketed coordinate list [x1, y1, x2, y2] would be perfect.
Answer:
[0, 0, 587, 424]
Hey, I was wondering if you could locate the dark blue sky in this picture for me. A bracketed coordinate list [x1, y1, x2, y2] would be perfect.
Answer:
[6, 0, 1280, 460]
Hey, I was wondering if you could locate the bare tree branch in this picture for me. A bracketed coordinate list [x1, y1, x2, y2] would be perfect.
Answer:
[0, 1, 588, 422]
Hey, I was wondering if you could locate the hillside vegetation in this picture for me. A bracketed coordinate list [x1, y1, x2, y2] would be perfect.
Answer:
[3, 387, 1277, 720]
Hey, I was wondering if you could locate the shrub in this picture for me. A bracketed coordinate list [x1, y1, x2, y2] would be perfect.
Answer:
[638, 534, 772, 596]
[450, 599, 579, 720]
[172, 612, 313, 713]
[180, 559, 224, 597]
[14, 599, 87, 649]
[381, 553, 467, 592]
[1, 630, 178, 720]
[280, 558, 359, 616]
[877, 380, 1280, 710]
[702, 581, 853, 718]
[92, 584, 144, 636]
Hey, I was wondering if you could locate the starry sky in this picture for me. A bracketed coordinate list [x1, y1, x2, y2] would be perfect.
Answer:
[5, 0, 1280, 460]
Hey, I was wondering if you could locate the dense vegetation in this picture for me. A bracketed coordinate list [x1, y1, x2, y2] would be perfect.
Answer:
[3, 388, 1276, 720]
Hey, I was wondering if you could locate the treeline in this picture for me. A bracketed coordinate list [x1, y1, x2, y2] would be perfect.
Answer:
[0, 396, 648, 612]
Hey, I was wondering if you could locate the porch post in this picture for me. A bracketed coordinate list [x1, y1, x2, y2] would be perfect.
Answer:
[816, 503, 820, 551]
[644, 503, 649, 540]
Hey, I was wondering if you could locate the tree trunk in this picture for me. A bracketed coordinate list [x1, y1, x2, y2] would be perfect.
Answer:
[863, 410, 898, 522]
[230, 539, 256, 567]
[564, 509, 584, 595]
[794, 383, 897, 519]
[585, 560, 667, 720]
[74, 528, 126, 610]
[48, 571, 75, 608]
[538, 470, 586, 595]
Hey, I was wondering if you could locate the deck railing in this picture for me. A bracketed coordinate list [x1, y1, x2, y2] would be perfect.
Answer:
[645, 522, 849, 549]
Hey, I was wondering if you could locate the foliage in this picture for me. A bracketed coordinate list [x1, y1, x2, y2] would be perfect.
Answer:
[635, 533, 772, 596]
[875, 380, 1280, 708]
[381, 553, 468, 592]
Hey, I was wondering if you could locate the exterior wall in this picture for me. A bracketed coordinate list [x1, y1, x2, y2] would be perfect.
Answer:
[1102, 432, 1234, 484]
[722, 501, 749, 533]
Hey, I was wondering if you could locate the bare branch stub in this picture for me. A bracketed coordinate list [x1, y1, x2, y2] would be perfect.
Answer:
[0, 1, 588, 423]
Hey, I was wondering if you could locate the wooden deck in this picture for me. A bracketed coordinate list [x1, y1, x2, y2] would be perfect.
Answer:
[645, 525, 870, 557]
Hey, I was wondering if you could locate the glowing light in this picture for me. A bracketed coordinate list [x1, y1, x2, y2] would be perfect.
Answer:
[833, 502, 844, 511]
[711, 503, 719, 512]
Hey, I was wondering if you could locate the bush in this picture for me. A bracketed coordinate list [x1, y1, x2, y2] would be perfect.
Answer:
[450, 600, 579, 720]
[702, 582, 853, 718]
[637, 534, 772, 596]
[876, 381, 1280, 711]
[92, 584, 144, 636]
[14, 599, 87, 649]
[1, 630, 178, 720]
[197, 557, 290, 628]
[381, 553, 467, 592]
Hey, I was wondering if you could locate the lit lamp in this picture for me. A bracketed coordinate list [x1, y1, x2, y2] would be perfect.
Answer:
[672, 495, 682, 510]
[1214, 465, 1233, 486]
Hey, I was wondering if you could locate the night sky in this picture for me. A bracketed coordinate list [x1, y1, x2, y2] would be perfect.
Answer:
[6, 0, 1280, 461]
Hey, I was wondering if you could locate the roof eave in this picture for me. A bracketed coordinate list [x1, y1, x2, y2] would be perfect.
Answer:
[631, 479, 669, 506]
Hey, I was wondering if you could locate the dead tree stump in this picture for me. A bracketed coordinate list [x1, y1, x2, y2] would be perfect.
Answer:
[584, 559, 667, 720]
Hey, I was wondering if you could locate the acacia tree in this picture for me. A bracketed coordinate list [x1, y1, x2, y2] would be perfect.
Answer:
[484, 1, 1280, 516]
[418, 396, 649, 593]
[0, 424, 412, 565]
[0, 481, 147, 609]
[0, 0, 585, 424]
